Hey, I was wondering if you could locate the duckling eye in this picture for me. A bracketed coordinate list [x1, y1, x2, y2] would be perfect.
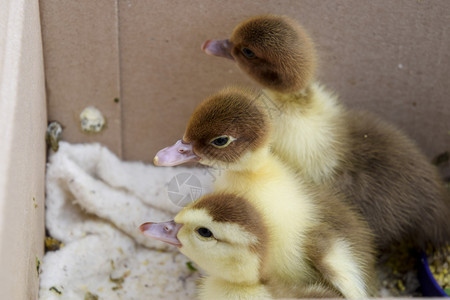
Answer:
[241, 47, 256, 58]
[196, 227, 213, 238]
[210, 135, 234, 148]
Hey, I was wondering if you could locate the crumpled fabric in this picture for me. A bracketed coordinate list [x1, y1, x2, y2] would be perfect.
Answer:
[39, 142, 214, 300]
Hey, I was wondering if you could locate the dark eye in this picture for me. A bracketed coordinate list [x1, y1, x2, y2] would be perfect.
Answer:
[241, 47, 256, 58]
[197, 227, 213, 238]
[212, 136, 229, 146]
[210, 135, 235, 148]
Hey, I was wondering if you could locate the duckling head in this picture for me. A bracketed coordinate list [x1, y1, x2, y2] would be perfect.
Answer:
[154, 87, 270, 169]
[140, 193, 267, 284]
[202, 15, 316, 93]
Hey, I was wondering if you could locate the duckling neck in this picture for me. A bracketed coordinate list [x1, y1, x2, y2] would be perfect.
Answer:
[263, 86, 314, 109]
[228, 146, 273, 173]
[263, 83, 349, 183]
[200, 277, 272, 300]
[213, 146, 277, 191]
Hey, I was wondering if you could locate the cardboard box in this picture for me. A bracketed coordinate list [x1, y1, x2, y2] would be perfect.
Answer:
[0, 1, 46, 299]
[1, 0, 449, 299]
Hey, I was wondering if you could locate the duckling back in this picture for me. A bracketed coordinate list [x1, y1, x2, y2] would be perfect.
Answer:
[333, 110, 450, 249]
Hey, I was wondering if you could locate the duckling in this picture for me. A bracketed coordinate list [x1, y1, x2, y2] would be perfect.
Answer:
[140, 192, 372, 299]
[153, 87, 378, 299]
[201, 15, 450, 250]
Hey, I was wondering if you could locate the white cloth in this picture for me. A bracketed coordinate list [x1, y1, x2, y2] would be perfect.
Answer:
[39, 142, 214, 300]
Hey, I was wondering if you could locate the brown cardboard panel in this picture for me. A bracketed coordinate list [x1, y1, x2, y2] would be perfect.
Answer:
[119, 0, 449, 163]
[40, 0, 122, 157]
[310, 0, 450, 160]
[0, 1, 46, 299]
[41, 0, 450, 163]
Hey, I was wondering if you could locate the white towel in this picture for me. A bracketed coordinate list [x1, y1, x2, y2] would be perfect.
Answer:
[39, 142, 214, 300]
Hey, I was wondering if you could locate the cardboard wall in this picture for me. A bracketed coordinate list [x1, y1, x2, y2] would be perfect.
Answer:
[41, 0, 449, 163]
[0, 0, 47, 299]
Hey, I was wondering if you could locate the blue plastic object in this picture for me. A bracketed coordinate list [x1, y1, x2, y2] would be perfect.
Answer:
[417, 251, 449, 297]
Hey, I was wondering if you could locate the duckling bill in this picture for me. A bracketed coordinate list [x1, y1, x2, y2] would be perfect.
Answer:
[154, 140, 198, 166]
[140, 221, 182, 248]
[202, 39, 234, 61]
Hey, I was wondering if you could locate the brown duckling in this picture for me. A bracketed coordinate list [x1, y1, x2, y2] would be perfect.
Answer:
[153, 87, 378, 299]
[201, 15, 450, 250]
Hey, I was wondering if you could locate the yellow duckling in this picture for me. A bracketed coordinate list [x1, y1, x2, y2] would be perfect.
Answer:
[141, 193, 341, 299]
[153, 87, 377, 299]
[201, 15, 450, 250]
